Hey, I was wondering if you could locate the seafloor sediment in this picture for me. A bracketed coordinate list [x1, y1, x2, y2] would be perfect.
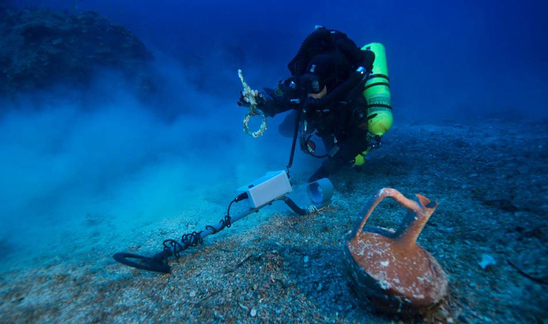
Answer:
[1, 118, 547, 324]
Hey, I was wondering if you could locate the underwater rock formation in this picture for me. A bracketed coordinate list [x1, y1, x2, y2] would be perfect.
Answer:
[0, 7, 153, 93]
[343, 188, 448, 314]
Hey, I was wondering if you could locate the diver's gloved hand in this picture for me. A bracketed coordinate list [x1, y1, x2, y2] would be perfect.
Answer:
[236, 91, 251, 107]
[237, 90, 267, 107]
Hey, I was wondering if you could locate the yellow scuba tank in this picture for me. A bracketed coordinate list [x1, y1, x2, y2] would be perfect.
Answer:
[354, 43, 393, 167]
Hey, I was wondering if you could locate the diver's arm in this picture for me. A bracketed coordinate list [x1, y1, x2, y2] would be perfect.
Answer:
[261, 77, 302, 116]
[238, 77, 302, 117]
[260, 90, 298, 117]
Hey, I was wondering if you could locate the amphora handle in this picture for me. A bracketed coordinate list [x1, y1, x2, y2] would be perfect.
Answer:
[350, 188, 438, 249]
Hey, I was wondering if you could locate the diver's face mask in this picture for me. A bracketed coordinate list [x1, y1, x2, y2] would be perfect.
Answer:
[300, 74, 325, 95]
[309, 78, 322, 94]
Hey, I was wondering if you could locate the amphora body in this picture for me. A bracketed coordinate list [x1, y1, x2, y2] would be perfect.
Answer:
[343, 188, 448, 313]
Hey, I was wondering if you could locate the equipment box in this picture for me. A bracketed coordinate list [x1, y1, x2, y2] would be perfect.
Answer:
[237, 170, 292, 208]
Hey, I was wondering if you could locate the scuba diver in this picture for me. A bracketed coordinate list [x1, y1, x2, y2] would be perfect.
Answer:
[238, 26, 392, 183]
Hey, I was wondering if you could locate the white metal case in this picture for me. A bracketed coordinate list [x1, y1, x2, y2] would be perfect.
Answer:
[237, 170, 292, 208]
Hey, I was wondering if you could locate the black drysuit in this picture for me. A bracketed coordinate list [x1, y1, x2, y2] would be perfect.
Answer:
[243, 27, 376, 182]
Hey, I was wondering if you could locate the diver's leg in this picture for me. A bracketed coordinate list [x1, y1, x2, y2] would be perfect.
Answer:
[321, 134, 336, 153]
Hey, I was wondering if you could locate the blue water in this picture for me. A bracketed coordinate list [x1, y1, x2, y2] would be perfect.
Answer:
[1, 0, 547, 268]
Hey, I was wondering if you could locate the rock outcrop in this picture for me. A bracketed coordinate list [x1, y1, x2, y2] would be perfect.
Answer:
[0, 7, 153, 93]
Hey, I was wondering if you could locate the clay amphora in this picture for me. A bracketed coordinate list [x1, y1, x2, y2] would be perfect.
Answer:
[343, 188, 448, 314]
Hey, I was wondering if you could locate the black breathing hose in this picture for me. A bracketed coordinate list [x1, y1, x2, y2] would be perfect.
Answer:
[335, 37, 366, 66]
[288, 28, 333, 77]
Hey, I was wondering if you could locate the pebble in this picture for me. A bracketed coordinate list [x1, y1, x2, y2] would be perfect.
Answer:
[439, 227, 454, 233]
[189, 291, 196, 297]
[250, 308, 257, 317]
[304, 256, 309, 263]
[479, 254, 497, 269]
[316, 283, 323, 292]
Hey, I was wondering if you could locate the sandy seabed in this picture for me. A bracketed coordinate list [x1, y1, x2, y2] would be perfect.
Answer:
[1, 118, 547, 324]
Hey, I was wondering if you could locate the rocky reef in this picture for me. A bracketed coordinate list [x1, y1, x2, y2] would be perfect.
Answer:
[0, 5, 153, 94]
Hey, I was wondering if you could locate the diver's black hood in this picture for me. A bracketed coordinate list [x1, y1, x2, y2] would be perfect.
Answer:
[300, 51, 351, 94]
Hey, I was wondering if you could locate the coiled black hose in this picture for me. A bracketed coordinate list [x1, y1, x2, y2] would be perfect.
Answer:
[288, 28, 333, 77]
[335, 37, 366, 66]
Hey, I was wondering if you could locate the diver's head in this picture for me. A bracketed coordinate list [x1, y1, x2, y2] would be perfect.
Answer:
[300, 55, 337, 98]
